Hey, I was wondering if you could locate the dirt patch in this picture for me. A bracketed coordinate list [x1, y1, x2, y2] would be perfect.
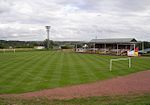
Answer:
[1, 70, 150, 99]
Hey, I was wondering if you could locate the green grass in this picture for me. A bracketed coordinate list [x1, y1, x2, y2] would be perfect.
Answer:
[143, 53, 150, 56]
[0, 94, 150, 105]
[0, 51, 150, 94]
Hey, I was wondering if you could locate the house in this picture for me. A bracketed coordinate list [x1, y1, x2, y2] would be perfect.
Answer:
[34, 46, 45, 50]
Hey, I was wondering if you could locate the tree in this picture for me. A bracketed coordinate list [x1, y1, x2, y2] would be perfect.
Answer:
[44, 39, 54, 49]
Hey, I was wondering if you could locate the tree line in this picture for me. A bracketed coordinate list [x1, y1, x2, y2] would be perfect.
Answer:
[0, 40, 81, 49]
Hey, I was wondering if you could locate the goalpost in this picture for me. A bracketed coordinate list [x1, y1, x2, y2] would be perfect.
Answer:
[110, 57, 131, 71]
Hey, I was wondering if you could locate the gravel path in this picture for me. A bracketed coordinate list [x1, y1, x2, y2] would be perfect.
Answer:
[1, 70, 150, 99]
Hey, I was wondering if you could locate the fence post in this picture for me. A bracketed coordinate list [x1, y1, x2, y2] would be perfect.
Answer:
[129, 58, 131, 68]
[3, 49, 5, 54]
[110, 59, 112, 71]
[14, 49, 16, 53]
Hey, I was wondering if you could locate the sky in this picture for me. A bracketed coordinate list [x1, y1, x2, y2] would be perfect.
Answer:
[0, 0, 150, 41]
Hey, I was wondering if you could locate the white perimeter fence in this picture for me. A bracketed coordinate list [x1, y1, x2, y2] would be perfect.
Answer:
[0, 49, 16, 53]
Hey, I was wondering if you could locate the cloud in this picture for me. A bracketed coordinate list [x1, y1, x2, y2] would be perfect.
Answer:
[0, 0, 150, 41]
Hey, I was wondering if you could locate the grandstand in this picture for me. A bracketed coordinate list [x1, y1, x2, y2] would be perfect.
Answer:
[89, 38, 137, 55]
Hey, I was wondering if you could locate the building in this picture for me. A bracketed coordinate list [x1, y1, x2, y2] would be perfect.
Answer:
[89, 38, 138, 55]
[34, 46, 45, 50]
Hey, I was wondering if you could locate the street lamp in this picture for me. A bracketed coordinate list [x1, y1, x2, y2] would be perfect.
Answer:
[45, 26, 51, 49]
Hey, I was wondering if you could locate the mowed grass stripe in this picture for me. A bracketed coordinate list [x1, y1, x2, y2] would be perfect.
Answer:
[8, 52, 56, 93]
[0, 52, 48, 93]
[31, 52, 59, 90]
[67, 53, 80, 84]
[0, 51, 150, 94]
[25, 51, 56, 82]
[90, 55, 121, 79]
[19, 51, 58, 91]
[59, 52, 71, 85]
[0, 52, 39, 81]
[77, 54, 99, 81]
[45, 52, 65, 88]
[117, 57, 150, 75]
[81, 54, 108, 78]
[72, 53, 95, 83]
[70, 53, 88, 83]
[0, 52, 41, 80]
[0, 52, 39, 73]
[0, 54, 39, 93]
[132, 57, 150, 69]
[0, 53, 34, 75]
[81, 54, 112, 80]
[48, 52, 64, 88]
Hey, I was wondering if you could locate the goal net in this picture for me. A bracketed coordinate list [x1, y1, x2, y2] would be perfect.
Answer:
[109, 57, 131, 71]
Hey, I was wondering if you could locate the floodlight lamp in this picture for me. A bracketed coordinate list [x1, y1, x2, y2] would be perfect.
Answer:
[45, 26, 51, 30]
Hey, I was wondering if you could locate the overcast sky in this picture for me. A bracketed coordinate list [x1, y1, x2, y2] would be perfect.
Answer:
[0, 0, 150, 41]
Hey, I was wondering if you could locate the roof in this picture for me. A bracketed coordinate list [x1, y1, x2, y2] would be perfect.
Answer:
[90, 38, 137, 44]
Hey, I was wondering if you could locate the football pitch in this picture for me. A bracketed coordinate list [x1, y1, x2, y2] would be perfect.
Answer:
[0, 51, 150, 94]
